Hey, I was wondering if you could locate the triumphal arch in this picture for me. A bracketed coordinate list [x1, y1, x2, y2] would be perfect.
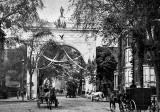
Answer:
[26, 8, 97, 98]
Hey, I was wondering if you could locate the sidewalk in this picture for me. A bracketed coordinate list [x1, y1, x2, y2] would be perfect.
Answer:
[0, 97, 36, 102]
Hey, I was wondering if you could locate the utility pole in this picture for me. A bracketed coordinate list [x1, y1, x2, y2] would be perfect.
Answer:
[21, 59, 25, 101]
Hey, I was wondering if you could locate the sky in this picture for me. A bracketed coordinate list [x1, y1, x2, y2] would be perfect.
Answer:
[38, 0, 73, 22]
[38, 0, 103, 46]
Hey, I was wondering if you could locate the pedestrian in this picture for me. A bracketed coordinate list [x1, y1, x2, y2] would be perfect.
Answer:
[86, 89, 89, 94]
[130, 80, 137, 88]
[17, 90, 20, 99]
[20, 90, 24, 99]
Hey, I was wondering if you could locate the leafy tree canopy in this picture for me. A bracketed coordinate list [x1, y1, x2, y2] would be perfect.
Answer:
[0, 0, 44, 31]
[69, 0, 160, 101]
[96, 46, 117, 81]
[2, 45, 27, 81]
[69, 0, 160, 44]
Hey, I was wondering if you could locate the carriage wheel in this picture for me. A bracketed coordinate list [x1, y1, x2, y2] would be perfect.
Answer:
[120, 101, 129, 112]
[130, 100, 137, 112]
[126, 100, 137, 112]
[119, 101, 125, 112]
[110, 102, 116, 112]
[149, 101, 160, 112]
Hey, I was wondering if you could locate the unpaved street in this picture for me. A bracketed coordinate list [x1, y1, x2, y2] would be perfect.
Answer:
[0, 96, 120, 112]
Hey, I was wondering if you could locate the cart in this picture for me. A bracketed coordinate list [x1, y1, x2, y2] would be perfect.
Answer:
[119, 88, 159, 112]
[65, 80, 77, 98]
[37, 86, 58, 110]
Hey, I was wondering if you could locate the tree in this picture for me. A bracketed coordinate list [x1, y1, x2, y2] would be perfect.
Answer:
[0, 0, 44, 60]
[26, 24, 52, 99]
[7, 45, 27, 82]
[103, 0, 160, 103]
[37, 40, 64, 85]
[6, 19, 52, 99]
[0, 44, 27, 89]
[0, 0, 45, 93]
[96, 46, 117, 89]
[69, 0, 160, 103]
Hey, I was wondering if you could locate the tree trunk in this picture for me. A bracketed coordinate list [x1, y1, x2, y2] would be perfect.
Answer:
[137, 40, 144, 88]
[133, 30, 145, 88]
[29, 73, 32, 99]
[78, 79, 82, 95]
[118, 35, 122, 85]
[154, 63, 160, 102]
[0, 24, 6, 91]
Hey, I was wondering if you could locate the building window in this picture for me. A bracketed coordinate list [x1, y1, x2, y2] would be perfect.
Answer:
[125, 69, 132, 87]
[143, 68, 147, 82]
[128, 37, 132, 46]
[125, 70, 127, 83]
[125, 49, 132, 64]
[128, 70, 132, 83]
[128, 50, 132, 62]
[150, 69, 155, 82]
[125, 50, 128, 63]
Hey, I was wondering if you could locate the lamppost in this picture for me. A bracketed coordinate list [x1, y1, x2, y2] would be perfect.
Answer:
[21, 59, 25, 101]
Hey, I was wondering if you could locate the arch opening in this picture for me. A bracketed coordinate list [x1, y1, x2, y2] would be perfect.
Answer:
[37, 40, 87, 87]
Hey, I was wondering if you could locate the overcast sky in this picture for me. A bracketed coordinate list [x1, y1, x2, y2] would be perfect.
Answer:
[38, 0, 73, 22]
[38, 0, 102, 46]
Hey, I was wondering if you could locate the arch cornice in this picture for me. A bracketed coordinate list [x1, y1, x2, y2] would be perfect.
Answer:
[27, 27, 97, 64]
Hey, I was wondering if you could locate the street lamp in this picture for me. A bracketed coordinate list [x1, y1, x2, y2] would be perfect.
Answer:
[21, 59, 25, 101]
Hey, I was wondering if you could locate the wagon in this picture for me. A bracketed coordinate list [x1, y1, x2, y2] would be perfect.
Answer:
[37, 86, 58, 110]
[66, 87, 77, 98]
[119, 88, 159, 112]
[65, 80, 77, 98]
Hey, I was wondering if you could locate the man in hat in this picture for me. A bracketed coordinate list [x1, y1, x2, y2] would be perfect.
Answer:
[130, 80, 137, 88]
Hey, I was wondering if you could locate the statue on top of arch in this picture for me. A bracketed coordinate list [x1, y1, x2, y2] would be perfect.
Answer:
[60, 6, 64, 17]
[54, 6, 66, 28]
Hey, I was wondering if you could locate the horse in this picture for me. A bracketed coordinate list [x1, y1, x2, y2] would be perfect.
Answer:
[107, 87, 126, 112]
[86, 91, 93, 99]
[44, 87, 59, 109]
[91, 91, 105, 102]
[108, 91, 116, 111]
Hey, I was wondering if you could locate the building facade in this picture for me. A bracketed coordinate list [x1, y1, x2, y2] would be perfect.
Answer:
[114, 37, 156, 89]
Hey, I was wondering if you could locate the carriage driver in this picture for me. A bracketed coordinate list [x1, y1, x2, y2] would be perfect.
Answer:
[130, 80, 137, 88]
[43, 83, 49, 93]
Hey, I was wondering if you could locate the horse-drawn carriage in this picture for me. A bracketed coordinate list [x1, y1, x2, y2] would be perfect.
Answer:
[120, 88, 159, 112]
[37, 85, 59, 110]
[109, 88, 159, 112]
[65, 80, 77, 98]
